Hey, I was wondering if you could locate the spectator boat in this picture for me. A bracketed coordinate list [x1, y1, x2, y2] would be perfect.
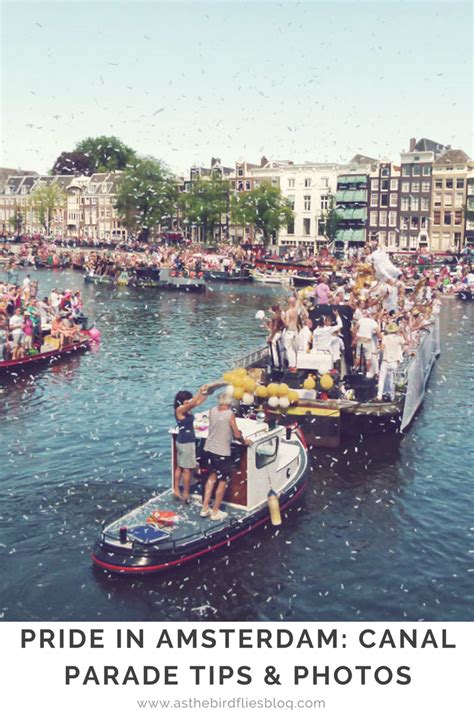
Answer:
[0, 333, 91, 378]
[92, 414, 308, 574]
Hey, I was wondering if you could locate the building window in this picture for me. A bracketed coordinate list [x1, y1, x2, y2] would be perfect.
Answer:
[370, 193, 379, 207]
[320, 195, 329, 210]
[287, 195, 295, 209]
[379, 212, 387, 226]
[401, 182, 410, 193]
[434, 193, 442, 207]
[413, 165, 421, 176]
[288, 178, 295, 188]
[456, 179, 464, 189]
[381, 167, 389, 177]
[422, 165, 431, 176]
[434, 211, 441, 225]
[390, 179, 398, 191]
[304, 178, 312, 188]
[303, 195, 311, 211]
[421, 181, 430, 192]
[420, 216, 428, 229]
[318, 219, 325, 236]
[455, 192, 463, 207]
[411, 196, 419, 210]
[320, 177, 329, 187]
[303, 218, 311, 235]
[237, 181, 243, 191]
[421, 197, 430, 211]
[237, 168, 244, 177]
[389, 193, 398, 207]
[388, 231, 397, 247]
[389, 211, 397, 227]
[287, 219, 294, 235]
[245, 180, 251, 190]
[435, 179, 442, 189]
[444, 213, 452, 225]
[412, 181, 420, 192]
[454, 211, 462, 225]
[371, 179, 379, 191]
[370, 212, 378, 226]
[446, 179, 453, 189]
[402, 166, 410, 177]
[410, 216, 419, 229]
[401, 197, 409, 211]
[381, 179, 389, 191]
[380, 194, 389, 207]
[444, 194, 452, 207]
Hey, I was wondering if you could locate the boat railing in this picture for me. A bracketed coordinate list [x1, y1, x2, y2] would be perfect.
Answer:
[232, 344, 269, 370]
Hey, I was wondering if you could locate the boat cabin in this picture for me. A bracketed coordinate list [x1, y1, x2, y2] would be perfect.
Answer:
[171, 413, 303, 512]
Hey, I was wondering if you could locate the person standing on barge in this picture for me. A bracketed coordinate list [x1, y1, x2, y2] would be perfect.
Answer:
[173, 385, 209, 503]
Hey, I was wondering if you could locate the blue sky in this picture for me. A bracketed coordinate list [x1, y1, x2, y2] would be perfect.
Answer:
[1, 0, 472, 175]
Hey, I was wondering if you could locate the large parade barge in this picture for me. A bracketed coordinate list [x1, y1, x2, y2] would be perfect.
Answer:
[229, 313, 441, 448]
[92, 415, 308, 574]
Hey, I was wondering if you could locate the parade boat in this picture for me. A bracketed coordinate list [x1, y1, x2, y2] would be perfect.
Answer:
[129, 267, 206, 293]
[224, 313, 441, 448]
[92, 414, 308, 574]
[290, 273, 318, 288]
[252, 270, 290, 285]
[253, 257, 310, 273]
[84, 272, 116, 285]
[0, 333, 92, 378]
[204, 269, 252, 283]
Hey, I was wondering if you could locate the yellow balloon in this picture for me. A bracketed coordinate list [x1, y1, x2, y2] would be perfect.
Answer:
[277, 383, 289, 397]
[222, 371, 234, 383]
[233, 375, 245, 389]
[233, 386, 244, 400]
[243, 376, 256, 393]
[255, 385, 268, 398]
[303, 376, 316, 390]
[320, 374, 334, 390]
[234, 368, 247, 378]
[288, 389, 299, 403]
[267, 382, 279, 397]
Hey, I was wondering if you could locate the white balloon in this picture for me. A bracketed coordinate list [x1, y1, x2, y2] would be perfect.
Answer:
[278, 396, 290, 409]
[242, 392, 255, 406]
[268, 396, 279, 408]
[226, 384, 234, 396]
[255, 310, 265, 320]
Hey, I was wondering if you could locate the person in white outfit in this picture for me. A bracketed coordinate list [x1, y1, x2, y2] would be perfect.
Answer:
[376, 322, 405, 401]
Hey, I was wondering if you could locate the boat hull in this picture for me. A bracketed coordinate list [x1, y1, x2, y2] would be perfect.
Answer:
[0, 338, 91, 377]
[92, 474, 307, 574]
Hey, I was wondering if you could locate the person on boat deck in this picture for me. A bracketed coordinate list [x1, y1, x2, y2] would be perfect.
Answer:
[9, 308, 25, 359]
[353, 310, 381, 377]
[201, 393, 252, 522]
[266, 304, 286, 369]
[282, 295, 299, 368]
[314, 275, 331, 305]
[376, 322, 405, 402]
[173, 385, 209, 503]
[22, 314, 34, 351]
[311, 311, 342, 353]
[297, 318, 313, 353]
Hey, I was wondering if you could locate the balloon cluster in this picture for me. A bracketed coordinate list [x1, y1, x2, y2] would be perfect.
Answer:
[222, 369, 299, 409]
[303, 373, 334, 391]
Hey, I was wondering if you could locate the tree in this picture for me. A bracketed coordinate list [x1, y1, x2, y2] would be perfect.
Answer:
[75, 135, 136, 173]
[9, 207, 25, 235]
[179, 175, 229, 242]
[231, 182, 293, 245]
[52, 151, 94, 176]
[322, 194, 342, 243]
[29, 182, 66, 234]
[115, 157, 177, 241]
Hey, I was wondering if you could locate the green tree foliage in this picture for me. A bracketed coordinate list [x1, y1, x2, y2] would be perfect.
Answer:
[231, 183, 293, 245]
[52, 151, 94, 176]
[9, 207, 25, 234]
[29, 182, 66, 233]
[115, 157, 177, 240]
[179, 175, 229, 242]
[75, 136, 136, 173]
[322, 194, 342, 243]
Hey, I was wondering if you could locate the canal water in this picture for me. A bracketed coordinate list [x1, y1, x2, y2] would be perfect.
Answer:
[0, 270, 472, 621]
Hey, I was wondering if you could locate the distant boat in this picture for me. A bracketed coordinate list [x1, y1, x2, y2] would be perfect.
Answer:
[204, 269, 252, 283]
[252, 270, 290, 285]
[0, 335, 91, 378]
